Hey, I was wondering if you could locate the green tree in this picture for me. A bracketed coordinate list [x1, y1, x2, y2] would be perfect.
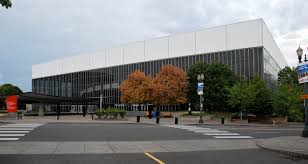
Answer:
[187, 62, 208, 108]
[0, 84, 23, 96]
[273, 83, 303, 122]
[277, 66, 298, 85]
[249, 76, 272, 116]
[0, 0, 12, 9]
[227, 80, 257, 120]
[203, 61, 237, 112]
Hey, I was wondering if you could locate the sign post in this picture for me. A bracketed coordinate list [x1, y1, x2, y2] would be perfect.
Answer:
[197, 82, 204, 123]
[296, 46, 308, 137]
[197, 74, 205, 124]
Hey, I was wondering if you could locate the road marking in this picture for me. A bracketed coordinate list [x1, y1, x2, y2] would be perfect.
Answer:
[0, 128, 34, 131]
[0, 138, 19, 141]
[190, 130, 228, 133]
[228, 128, 302, 131]
[0, 125, 40, 128]
[184, 128, 213, 131]
[0, 134, 25, 137]
[214, 136, 253, 139]
[144, 152, 165, 164]
[0, 131, 30, 133]
[162, 125, 254, 139]
[204, 133, 240, 136]
[255, 132, 280, 134]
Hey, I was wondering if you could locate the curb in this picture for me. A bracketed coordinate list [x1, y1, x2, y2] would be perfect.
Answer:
[256, 140, 308, 159]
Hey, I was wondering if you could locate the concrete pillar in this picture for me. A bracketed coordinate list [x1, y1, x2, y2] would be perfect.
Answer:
[38, 104, 44, 116]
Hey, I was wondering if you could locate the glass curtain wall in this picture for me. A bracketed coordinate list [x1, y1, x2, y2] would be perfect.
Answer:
[33, 46, 268, 109]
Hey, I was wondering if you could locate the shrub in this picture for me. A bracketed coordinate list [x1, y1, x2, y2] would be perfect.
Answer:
[95, 108, 127, 119]
[0, 110, 7, 113]
[111, 109, 118, 119]
[95, 109, 103, 118]
[119, 109, 126, 118]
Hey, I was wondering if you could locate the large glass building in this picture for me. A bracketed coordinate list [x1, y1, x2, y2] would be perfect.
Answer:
[32, 19, 287, 111]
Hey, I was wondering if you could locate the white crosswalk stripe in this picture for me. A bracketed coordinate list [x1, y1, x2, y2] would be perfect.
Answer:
[0, 131, 30, 133]
[162, 125, 253, 139]
[0, 128, 34, 131]
[0, 138, 19, 141]
[0, 134, 25, 137]
[0, 123, 43, 141]
[214, 136, 254, 139]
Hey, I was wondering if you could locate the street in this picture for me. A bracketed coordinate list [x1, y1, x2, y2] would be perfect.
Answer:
[0, 123, 306, 163]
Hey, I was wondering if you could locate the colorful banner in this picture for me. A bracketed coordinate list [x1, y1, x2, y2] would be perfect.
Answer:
[5, 95, 18, 113]
[297, 61, 308, 84]
[197, 83, 204, 95]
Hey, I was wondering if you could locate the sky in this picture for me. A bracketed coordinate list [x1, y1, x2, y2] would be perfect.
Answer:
[0, 0, 308, 92]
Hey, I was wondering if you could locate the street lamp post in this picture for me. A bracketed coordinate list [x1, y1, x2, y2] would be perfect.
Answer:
[296, 46, 308, 137]
[197, 74, 204, 123]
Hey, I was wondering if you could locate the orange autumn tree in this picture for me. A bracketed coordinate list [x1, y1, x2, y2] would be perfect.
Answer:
[149, 64, 188, 107]
[119, 70, 152, 108]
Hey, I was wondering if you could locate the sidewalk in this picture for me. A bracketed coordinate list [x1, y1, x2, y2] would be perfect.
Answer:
[0, 115, 304, 128]
[256, 136, 308, 159]
[0, 115, 135, 124]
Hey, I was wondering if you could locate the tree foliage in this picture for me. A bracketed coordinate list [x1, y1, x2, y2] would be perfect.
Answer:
[227, 81, 257, 115]
[150, 64, 188, 105]
[249, 76, 272, 116]
[119, 70, 151, 104]
[0, 0, 12, 9]
[273, 83, 303, 122]
[0, 84, 23, 96]
[187, 62, 208, 106]
[277, 66, 298, 85]
[203, 61, 237, 111]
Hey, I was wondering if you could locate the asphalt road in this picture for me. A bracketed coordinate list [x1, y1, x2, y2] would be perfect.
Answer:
[19, 123, 302, 141]
[196, 124, 302, 139]
[0, 123, 306, 163]
[20, 123, 207, 141]
[0, 149, 306, 164]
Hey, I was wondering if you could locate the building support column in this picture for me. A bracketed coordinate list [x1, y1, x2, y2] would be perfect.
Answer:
[38, 104, 44, 116]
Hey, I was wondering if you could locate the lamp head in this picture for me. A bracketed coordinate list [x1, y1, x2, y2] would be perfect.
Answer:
[297, 46, 303, 63]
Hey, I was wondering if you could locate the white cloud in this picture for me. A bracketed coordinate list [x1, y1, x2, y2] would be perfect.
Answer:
[1, 0, 308, 90]
[276, 27, 308, 67]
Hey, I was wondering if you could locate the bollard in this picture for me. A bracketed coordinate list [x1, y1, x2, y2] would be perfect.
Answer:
[137, 116, 140, 123]
[156, 117, 160, 124]
[175, 117, 178, 124]
[221, 117, 225, 124]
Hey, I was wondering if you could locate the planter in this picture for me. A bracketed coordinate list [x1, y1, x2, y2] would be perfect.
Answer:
[231, 119, 248, 124]
[248, 117, 287, 125]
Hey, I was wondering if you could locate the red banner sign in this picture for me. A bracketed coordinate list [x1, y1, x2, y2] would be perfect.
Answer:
[5, 95, 18, 113]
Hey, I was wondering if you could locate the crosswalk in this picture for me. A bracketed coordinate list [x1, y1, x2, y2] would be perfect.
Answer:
[162, 125, 253, 139]
[0, 123, 43, 141]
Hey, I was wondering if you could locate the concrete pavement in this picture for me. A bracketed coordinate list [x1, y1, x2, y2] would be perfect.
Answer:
[0, 139, 258, 154]
[257, 136, 308, 159]
[0, 122, 307, 163]
[1, 115, 304, 128]
[2, 149, 307, 164]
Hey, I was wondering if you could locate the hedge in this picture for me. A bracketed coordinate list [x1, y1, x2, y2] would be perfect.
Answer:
[95, 108, 126, 119]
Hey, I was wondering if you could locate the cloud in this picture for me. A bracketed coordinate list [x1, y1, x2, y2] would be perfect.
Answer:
[0, 0, 308, 91]
[276, 27, 308, 67]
